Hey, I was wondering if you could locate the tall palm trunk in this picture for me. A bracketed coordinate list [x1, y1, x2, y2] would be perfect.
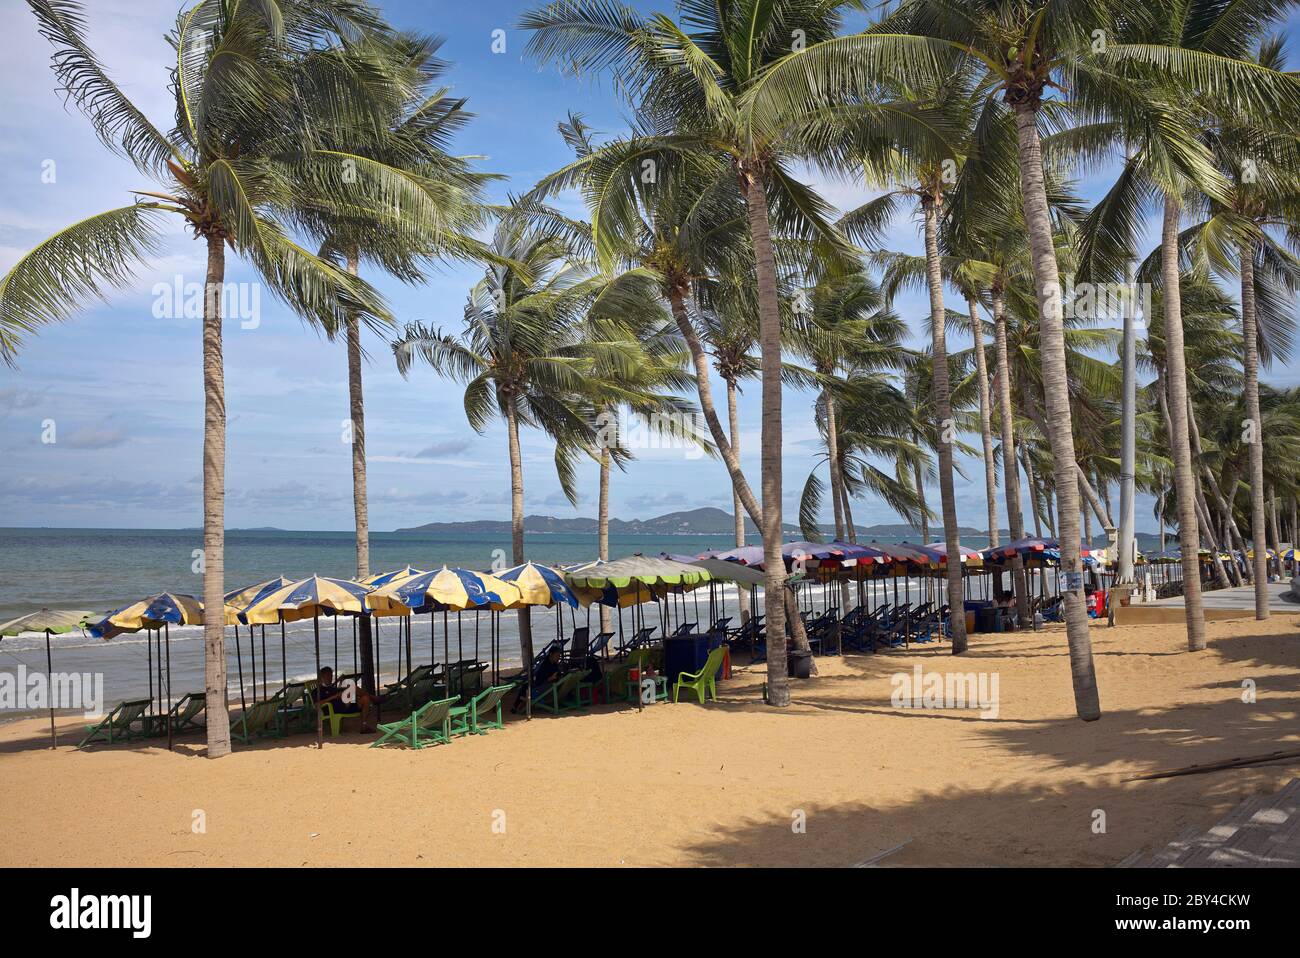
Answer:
[823, 385, 853, 613]
[992, 287, 1030, 622]
[1240, 246, 1269, 618]
[1117, 240, 1139, 586]
[598, 443, 613, 634]
[922, 192, 967, 653]
[913, 456, 929, 542]
[740, 165, 790, 706]
[968, 297, 999, 549]
[202, 232, 231, 757]
[1011, 101, 1099, 719]
[345, 250, 376, 694]
[669, 285, 811, 656]
[1159, 195, 1207, 650]
[727, 379, 750, 626]
[1268, 487, 1282, 579]
[505, 395, 532, 679]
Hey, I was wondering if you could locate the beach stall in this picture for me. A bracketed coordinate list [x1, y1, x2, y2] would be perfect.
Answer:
[565, 557, 713, 707]
[0, 608, 95, 748]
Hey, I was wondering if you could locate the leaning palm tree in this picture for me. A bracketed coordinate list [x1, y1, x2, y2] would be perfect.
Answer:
[521, 0, 953, 705]
[1, 0, 396, 756]
[889, 0, 1300, 708]
[299, 30, 495, 691]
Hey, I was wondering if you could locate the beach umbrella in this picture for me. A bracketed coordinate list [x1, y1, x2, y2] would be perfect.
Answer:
[496, 561, 579, 608]
[368, 566, 519, 614]
[221, 576, 294, 713]
[566, 555, 712, 604]
[88, 592, 203, 750]
[923, 541, 984, 567]
[362, 566, 427, 589]
[0, 609, 95, 748]
[242, 575, 372, 748]
[707, 545, 767, 567]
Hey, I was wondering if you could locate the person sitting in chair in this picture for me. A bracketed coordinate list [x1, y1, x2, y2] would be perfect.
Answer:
[512, 645, 563, 713]
[315, 666, 380, 733]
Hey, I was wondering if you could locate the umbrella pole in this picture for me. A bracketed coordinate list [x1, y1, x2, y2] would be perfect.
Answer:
[443, 610, 449, 694]
[280, 621, 287, 699]
[261, 626, 268, 701]
[249, 622, 257, 705]
[45, 630, 56, 748]
[313, 612, 322, 749]
[334, 615, 338, 673]
[352, 617, 358, 678]
[147, 627, 154, 720]
[234, 625, 247, 721]
[165, 623, 173, 752]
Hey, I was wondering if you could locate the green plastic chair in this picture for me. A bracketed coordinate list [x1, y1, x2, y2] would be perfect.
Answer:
[452, 684, 514, 734]
[231, 698, 284, 744]
[673, 646, 727, 704]
[77, 698, 153, 749]
[370, 696, 466, 749]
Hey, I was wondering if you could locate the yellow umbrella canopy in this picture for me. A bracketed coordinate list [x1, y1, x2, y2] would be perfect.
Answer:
[367, 566, 523, 614]
[242, 575, 370, 625]
[223, 575, 294, 626]
[495, 561, 579, 608]
[89, 593, 203, 639]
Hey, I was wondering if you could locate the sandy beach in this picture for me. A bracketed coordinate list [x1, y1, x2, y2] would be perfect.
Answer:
[2, 614, 1297, 868]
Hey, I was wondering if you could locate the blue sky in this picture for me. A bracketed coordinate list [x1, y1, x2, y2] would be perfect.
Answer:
[1, 1, 1297, 533]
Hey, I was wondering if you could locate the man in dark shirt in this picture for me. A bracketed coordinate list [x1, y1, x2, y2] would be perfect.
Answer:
[315, 666, 379, 732]
[512, 645, 563, 713]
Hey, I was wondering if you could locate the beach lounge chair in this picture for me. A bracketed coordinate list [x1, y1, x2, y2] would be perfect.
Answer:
[531, 669, 593, 714]
[618, 626, 657, 655]
[706, 616, 732, 636]
[671, 621, 698, 637]
[230, 698, 284, 744]
[673, 647, 727, 704]
[451, 684, 514, 735]
[382, 663, 438, 697]
[77, 698, 153, 749]
[155, 691, 206, 735]
[587, 631, 614, 659]
[370, 696, 465, 749]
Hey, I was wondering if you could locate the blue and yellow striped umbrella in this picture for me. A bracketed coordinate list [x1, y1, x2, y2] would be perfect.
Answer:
[89, 592, 204, 639]
[362, 566, 427, 588]
[223, 575, 293, 626]
[242, 575, 371, 625]
[496, 561, 578, 608]
[368, 566, 522, 614]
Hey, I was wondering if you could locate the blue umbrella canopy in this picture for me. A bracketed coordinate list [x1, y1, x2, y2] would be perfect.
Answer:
[368, 567, 521, 614]
[242, 575, 371, 625]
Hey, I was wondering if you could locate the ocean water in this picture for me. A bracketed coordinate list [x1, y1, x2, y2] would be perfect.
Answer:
[0, 527, 768, 720]
[0, 526, 1073, 722]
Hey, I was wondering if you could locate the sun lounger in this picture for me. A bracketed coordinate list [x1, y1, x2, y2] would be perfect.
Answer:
[587, 631, 614, 659]
[152, 691, 206, 735]
[531, 669, 594, 714]
[77, 698, 153, 749]
[673, 647, 726, 704]
[671, 621, 698, 637]
[617, 626, 657, 656]
[231, 698, 285, 744]
[451, 684, 514, 735]
[370, 696, 465, 749]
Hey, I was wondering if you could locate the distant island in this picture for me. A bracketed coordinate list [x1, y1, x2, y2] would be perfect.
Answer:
[394, 506, 1002, 539]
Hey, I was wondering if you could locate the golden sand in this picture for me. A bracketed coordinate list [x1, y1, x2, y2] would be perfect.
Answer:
[2, 614, 1297, 867]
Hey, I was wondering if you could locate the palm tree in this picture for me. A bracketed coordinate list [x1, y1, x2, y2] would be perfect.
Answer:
[393, 218, 649, 675]
[521, 121, 824, 672]
[2, 0, 396, 755]
[302, 31, 494, 691]
[521, 0, 954, 703]
[1183, 36, 1300, 619]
